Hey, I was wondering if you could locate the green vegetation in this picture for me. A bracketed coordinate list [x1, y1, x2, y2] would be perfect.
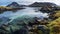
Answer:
[0, 3, 60, 34]
[0, 6, 12, 9]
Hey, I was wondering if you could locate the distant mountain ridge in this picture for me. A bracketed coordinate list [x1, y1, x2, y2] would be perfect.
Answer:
[29, 2, 57, 7]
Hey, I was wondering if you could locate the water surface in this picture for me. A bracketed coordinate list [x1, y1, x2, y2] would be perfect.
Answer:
[0, 7, 49, 25]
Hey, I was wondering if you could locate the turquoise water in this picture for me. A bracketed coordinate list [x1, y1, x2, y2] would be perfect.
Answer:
[0, 7, 49, 26]
[0, 7, 48, 18]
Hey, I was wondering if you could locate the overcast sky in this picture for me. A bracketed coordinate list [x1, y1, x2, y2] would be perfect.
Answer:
[0, 0, 60, 6]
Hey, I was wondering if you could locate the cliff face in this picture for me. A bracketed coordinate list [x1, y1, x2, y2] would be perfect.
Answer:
[29, 2, 57, 7]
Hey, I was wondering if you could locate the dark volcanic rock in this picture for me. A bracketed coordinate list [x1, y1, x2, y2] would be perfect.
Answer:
[29, 2, 57, 7]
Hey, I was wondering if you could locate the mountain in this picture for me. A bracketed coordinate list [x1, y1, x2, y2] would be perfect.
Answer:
[7, 2, 27, 8]
[29, 2, 57, 7]
[7, 2, 20, 8]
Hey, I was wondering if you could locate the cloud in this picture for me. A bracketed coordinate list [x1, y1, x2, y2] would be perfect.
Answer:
[0, 0, 60, 5]
[12, 0, 60, 5]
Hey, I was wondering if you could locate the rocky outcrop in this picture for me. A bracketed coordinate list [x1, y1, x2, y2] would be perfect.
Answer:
[0, 6, 24, 13]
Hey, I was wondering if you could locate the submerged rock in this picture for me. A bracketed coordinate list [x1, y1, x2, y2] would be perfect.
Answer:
[0, 16, 39, 34]
[0, 17, 11, 26]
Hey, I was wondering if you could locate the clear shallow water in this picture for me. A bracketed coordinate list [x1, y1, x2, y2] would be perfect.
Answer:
[0, 7, 49, 25]
[0, 7, 48, 19]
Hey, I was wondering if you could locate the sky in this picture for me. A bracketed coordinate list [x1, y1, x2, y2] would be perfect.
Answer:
[0, 0, 60, 6]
